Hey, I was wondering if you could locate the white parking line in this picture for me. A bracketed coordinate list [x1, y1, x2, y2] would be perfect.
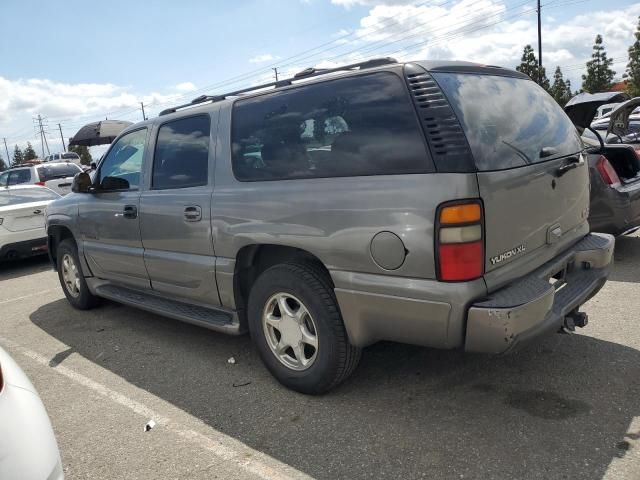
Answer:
[0, 336, 313, 480]
[0, 288, 59, 305]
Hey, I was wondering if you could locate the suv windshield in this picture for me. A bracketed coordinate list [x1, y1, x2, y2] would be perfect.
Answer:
[433, 72, 582, 171]
[37, 163, 82, 181]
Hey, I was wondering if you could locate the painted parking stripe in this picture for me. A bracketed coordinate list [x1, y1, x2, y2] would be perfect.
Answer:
[0, 336, 314, 480]
[0, 288, 59, 305]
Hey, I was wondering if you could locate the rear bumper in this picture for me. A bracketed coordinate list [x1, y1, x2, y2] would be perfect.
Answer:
[0, 237, 48, 260]
[589, 178, 640, 236]
[465, 232, 614, 354]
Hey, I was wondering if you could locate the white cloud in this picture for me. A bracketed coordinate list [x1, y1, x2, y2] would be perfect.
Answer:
[0, 78, 196, 159]
[174, 82, 197, 92]
[346, 1, 639, 87]
[249, 54, 279, 63]
[332, 0, 416, 7]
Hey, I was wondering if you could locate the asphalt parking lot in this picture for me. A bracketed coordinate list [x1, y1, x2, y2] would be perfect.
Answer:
[1, 237, 639, 480]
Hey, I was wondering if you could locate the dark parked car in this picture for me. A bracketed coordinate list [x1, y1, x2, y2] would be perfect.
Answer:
[566, 93, 640, 236]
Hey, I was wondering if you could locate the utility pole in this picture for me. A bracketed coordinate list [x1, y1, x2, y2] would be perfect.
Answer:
[58, 124, 67, 151]
[537, 0, 542, 82]
[272, 67, 279, 82]
[37, 115, 45, 158]
[3, 138, 10, 167]
[140, 102, 147, 121]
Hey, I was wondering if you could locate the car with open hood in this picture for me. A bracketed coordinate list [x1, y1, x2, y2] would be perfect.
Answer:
[565, 92, 640, 235]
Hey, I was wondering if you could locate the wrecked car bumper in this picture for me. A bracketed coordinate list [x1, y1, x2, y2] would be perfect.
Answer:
[465, 233, 614, 354]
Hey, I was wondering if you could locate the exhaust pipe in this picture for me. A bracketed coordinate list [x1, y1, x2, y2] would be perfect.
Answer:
[561, 310, 589, 334]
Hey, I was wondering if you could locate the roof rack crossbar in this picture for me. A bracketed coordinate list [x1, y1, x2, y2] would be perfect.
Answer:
[159, 57, 397, 116]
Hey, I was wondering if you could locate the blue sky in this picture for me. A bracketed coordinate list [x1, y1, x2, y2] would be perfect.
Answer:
[1, 0, 638, 158]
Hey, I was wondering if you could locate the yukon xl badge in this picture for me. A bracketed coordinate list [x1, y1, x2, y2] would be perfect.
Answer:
[490, 244, 526, 265]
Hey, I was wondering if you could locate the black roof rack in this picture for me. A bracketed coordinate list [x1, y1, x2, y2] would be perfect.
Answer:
[159, 57, 398, 116]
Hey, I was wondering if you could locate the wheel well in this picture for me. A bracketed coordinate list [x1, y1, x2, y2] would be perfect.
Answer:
[234, 245, 332, 318]
[48, 225, 75, 270]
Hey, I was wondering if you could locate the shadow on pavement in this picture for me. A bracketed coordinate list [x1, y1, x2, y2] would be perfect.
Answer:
[0, 255, 51, 281]
[31, 298, 639, 480]
[609, 234, 640, 283]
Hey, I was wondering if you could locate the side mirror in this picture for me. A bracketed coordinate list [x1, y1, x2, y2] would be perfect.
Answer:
[72, 172, 93, 193]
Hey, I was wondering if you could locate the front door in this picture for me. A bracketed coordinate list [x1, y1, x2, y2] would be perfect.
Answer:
[79, 128, 150, 289]
[139, 114, 220, 306]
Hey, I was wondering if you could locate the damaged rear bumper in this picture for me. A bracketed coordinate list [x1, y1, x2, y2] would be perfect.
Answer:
[465, 232, 614, 354]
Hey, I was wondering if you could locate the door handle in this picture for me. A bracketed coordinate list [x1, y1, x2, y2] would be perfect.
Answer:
[184, 205, 202, 222]
[123, 205, 138, 219]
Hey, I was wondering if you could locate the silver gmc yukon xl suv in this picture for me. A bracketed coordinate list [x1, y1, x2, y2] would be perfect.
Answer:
[46, 58, 614, 394]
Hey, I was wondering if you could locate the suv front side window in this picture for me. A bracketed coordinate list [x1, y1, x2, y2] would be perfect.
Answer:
[98, 129, 147, 191]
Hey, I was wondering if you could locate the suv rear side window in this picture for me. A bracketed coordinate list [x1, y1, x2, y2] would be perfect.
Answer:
[152, 115, 211, 190]
[7, 169, 32, 185]
[37, 163, 82, 181]
[231, 72, 429, 181]
[433, 73, 582, 171]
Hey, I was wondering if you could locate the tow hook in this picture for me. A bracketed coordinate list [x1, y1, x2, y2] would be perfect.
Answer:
[561, 311, 589, 334]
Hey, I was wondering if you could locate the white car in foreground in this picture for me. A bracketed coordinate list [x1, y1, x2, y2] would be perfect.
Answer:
[0, 185, 60, 261]
[0, 162, 83, 196]
[0, 346, 63, 479]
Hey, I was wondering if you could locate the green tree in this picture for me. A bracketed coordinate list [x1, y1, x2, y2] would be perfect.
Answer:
[0, 154, 7, 171]
[565, 79, 573, 101]
[13, 145, 24, 165]
[550, 66, 572, 106]
[624, 16, 640, 97]
[68, 144, 92, 166]
[23, 142, 37, 161]
[516, 45, 550, 90]
[582, 34, 616, 93]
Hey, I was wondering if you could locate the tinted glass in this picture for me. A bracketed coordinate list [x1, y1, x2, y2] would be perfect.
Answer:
[0, 187, 60, 206]
[433, 73, 582, 171]
[99, 129, 147, 190]
[231, 72, 429, 181]
[37, 163, 82, 181]
[62, 152, 80, 160]
[152, 115, 210, 189]
[0, 172, 8, 187]
[8, 169, 32, 185]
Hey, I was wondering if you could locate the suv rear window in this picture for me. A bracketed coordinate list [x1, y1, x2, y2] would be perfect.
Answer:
[433, 73, 582, 171]
[37, 163, 82, 181]
[62, 152, 80, 160]
[231, 72, 430, 181]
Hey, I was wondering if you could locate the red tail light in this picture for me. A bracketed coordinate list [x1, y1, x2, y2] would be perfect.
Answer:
[436, 201, 484, 282]
[595, 155, 620, 186]
[35, 181, 45, 186]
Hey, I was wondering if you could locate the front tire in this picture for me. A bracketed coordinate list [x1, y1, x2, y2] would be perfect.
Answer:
[248, 262, 361, 394]
[57, 238, 99, 310]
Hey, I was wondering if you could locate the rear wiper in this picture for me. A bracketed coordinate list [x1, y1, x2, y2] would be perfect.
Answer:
[539, 146, 558, 158]
[501, 140, 532, 165]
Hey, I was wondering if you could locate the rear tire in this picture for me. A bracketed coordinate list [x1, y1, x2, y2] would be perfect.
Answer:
[248, 261, 361, 394]
[57, 238, 99, 310]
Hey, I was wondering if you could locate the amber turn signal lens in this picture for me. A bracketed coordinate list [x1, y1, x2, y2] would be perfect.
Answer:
[439, 203, 481, 225]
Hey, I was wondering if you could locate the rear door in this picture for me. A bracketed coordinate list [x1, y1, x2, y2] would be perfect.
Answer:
[0, 188, 60, 233]
[433, 72, 588, 290]
[139, 113, 220, 306]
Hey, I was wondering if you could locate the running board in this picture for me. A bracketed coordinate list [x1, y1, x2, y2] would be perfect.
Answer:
[94, 284, 243, 335]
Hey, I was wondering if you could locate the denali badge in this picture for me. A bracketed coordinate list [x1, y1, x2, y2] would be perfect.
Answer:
[490, 244, 526, 265]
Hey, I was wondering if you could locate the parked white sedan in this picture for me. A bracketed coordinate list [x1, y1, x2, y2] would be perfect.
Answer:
[0, 185, 60, 261]
[0, 345, 63, 479]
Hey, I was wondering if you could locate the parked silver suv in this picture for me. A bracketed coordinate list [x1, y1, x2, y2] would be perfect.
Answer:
[46, 58, 614, 393]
